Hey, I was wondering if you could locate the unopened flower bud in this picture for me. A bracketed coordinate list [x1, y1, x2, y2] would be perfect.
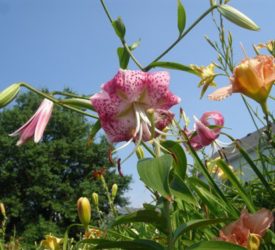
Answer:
[0, 202, 6, 217]
[111, 184, 118, 199]
[218, 5, 260, 31]
[0, 83, 20, 108]
[135, 145, 144, 160]
[92, 192, 99, 207]
[77, 197, 91, 227]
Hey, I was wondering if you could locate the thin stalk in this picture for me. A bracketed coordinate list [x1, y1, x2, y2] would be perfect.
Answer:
[100, 175, 118, 217]
[163, 199, 173, 250]
[241, 95, 260, 131]
[144, 5, 218, 71]
[100, 0, 144, 70]
[20, 82, 98, 119]
[51, 91, 90, 100]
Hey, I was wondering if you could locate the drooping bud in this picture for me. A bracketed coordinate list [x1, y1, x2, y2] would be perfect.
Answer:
[111, 184, 118, 199]
[0, 83, 20, 108]
[135, 145, 144, 160]
[92, 192, 99, 207]
[0, 202, 6, 217]
[77, 197, 91, 227]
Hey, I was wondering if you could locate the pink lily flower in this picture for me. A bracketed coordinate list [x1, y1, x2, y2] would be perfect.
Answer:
[219, 208, 273, 248]
[10, 98, 54, 146]
[91, 69, 180, 145]
[185, 111, 224, 150]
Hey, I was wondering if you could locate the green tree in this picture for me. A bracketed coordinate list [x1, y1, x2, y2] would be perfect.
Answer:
[0, 91, 131, 247]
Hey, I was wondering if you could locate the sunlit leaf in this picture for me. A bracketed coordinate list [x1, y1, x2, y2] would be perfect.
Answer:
[137, 155, 172, 198]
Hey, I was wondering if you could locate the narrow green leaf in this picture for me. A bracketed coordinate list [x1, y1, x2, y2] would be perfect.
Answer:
[111, 209, 168, 234]
[177, 0, 186, 34]
[236, 143, 274, 197]
[117, 40, 141, 69]
[187, 177, 233, 214]
[117, 47, 130, 69]
[112, 17, 126, 39]
[137, 155, 172, 198]
[88, 120, 101, 144]
[186, 240, 246, 250]
[147, 61, 199, 75]
[129, 39, 141, 50]
[170, 175, 197, 205]
[161, 140, 187, 180]
[218, 5, 260, 31]
[173, 218, 231, 243]
[77, 239, 165, 250]
[216, 159, 255, 212]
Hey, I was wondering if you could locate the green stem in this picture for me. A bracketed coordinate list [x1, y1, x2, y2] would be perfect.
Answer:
[19, 82, 98, 119]
[100, 175, 118, 217]
[144, 5, 218, 71]
[51, 91, 90, 100]
[100, 0, 144, 70]
[163, 199, 173, 250]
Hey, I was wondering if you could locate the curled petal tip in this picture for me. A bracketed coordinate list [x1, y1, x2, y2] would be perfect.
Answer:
[208, 85, 233, 101]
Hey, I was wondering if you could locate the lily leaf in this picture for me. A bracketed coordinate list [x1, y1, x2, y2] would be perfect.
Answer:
[137, 155, 172, 198]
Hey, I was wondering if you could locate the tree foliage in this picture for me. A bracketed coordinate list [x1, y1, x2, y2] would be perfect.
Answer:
[0, 91, 131, 246]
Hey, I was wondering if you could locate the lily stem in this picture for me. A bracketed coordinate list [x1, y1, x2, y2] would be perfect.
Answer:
[99, 0, 144, 70]
[19, 82, 98, 119]
[143, 5, 218, 71]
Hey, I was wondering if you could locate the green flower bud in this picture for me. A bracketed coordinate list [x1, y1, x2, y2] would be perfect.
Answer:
[135, 145, 144, 160]
[77, 197, 91, 227]
[92, 192, 99, 207]
[218, 5, 260, 31]
[111, 184, 118, 199]
[0, 83, 20, 108]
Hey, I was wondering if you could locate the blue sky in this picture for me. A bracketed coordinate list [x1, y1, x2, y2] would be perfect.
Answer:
[0, 0, 274, 207]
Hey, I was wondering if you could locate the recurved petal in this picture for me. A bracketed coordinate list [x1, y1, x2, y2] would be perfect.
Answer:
[208, 85, 233, 101]
[194, 117, 219, 146]
[241, 208, 273, 236]
[145, 71, 181, 109]
[200, 111, 224, 133]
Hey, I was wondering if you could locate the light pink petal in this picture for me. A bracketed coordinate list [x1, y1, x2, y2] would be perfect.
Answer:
[16, 115, 40, 145]
[208, 85, 233, 101]
[34, 99, 54, 143]
[103, 69, 147, 103]
[241, 208, 273, 236]
[145, 71, 181, 109]
[91, 91, 123, 121]
[9, 102, 45, 137]
[101, 112, 136, 143]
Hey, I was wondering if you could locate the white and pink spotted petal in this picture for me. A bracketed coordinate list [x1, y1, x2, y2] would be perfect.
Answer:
[208, 85, 233, 101]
